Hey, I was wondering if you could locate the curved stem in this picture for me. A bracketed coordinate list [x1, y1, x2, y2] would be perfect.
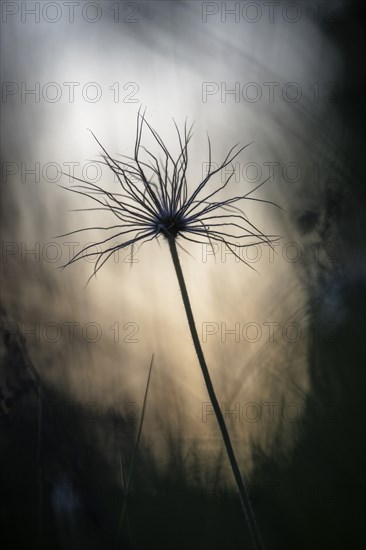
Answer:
[168, 238, 264, 550]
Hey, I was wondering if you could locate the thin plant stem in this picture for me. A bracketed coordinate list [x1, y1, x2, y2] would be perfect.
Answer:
[37, 378, 43, 550]
[116, 354, 154, 542]
[168, 238, 264, 550]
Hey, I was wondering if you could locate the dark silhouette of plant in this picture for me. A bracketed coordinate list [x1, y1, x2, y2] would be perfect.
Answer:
[58, 108, 281, 550]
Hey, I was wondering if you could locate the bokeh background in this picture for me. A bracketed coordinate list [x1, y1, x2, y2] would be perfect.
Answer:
[1, 1, 365, 549]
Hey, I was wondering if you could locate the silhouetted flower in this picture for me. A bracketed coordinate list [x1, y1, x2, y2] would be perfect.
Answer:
[59, 109, 279, 550]
[59, 108, 279, 283]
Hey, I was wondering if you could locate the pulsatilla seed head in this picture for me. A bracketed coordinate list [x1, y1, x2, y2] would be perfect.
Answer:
[155, 213, 187, 239]
[58, 107, 281, 284]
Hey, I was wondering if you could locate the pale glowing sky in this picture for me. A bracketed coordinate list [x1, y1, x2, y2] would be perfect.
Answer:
[2, 1, 342, 475]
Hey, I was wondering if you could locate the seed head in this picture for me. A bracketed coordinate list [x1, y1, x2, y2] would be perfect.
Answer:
[58, 108, 281, 283]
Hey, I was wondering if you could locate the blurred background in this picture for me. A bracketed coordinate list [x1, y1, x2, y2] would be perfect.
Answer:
[1, 1, 365, 549]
